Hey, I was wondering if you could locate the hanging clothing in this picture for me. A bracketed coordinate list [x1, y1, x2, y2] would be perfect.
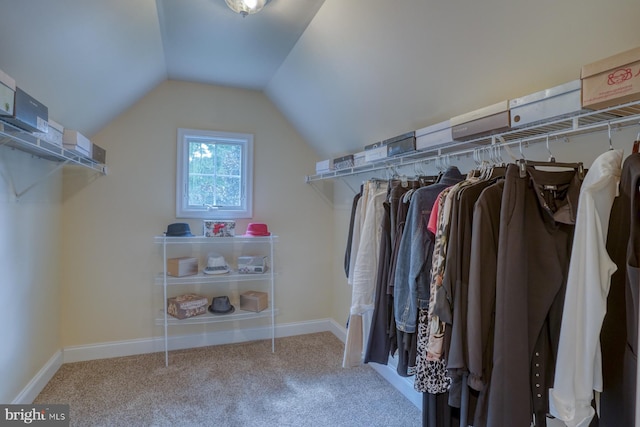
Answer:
[442, 177, 500, 425]
[344, 190, 362, 278]
[600, 153, 640, 427]
[466, 180, 505, 427]
[549, 149, 622, 427]
[394, 167, 465, 334]
[343, 180, 388, 368]
[487, 164, 582, 427]
[366, 179, 422, 365]
[421, 178, 478, 397]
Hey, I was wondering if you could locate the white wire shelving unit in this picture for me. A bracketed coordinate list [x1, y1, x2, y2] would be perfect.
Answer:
[305, 100, 640, 183]
[0, 119, 108, 199]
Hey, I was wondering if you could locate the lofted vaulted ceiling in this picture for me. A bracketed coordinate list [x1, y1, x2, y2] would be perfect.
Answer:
[1, 0, 640, 161]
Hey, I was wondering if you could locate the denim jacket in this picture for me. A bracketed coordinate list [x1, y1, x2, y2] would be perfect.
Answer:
[393, 167, 465, 333]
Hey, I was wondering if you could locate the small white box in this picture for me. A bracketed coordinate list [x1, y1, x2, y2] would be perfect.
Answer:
[364, 145, 388, 162]
[0, 68, 15, 117]
[353, 151, 366, 167]
[33, 119, 64, 146]
[509, 80, 586, 128]
[237, 256, 268, 274]
[316, 159, 334, 174]
[415, 120, 453, 151]
[63, 129, 92, 157]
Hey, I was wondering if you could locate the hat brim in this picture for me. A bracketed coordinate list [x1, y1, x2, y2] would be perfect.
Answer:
[242, 232, 271, 237]
[208, 305, 235, 315]
[203, 267, 230, 275]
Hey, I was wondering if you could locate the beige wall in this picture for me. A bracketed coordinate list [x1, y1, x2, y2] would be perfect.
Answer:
[59, 80, 334, 347]
[0, 149, 62, 403]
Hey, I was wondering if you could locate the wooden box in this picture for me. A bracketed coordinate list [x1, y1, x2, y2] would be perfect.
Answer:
[167, 257, 198, 277]
[167, 293, 208, 319]
[240, 291, 268, 312]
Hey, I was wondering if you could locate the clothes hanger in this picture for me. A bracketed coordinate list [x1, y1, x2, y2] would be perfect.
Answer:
[517, 135, 585, 180]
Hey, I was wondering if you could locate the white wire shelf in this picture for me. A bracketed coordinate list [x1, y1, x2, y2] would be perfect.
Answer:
[305, 99, 640, 182]
[0, 119, 107, 174]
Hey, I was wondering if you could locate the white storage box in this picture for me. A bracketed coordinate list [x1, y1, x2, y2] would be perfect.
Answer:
[316, 159, 334, 174]
[63, 129, 92, 157]
[509, 80, 586, 128]
[33, 119, 64, 146]
[237, 256, 268, 274]
[416, 120, 453, 151]
[0, 68, 15, 117]
[353, 151, 366, 167]
[364, 145, 388, 162]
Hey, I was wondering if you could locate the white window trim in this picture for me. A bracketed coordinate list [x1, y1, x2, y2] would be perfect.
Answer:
[176, 128, 253, 219]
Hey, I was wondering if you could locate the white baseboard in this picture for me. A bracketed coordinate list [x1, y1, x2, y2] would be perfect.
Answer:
[12, 350, 63, 404]
[19, 318, 421, 412]
[327, 318, 421, 410]
[62, 318, 336, 363]
[369, 360, 422, 410]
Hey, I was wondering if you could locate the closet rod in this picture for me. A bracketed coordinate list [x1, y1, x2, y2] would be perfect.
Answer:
[305, 100, 640, 183]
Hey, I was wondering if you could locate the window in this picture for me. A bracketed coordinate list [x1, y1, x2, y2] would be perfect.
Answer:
[176, 128, 253, 219]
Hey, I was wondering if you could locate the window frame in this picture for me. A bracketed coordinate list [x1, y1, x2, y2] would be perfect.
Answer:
[176, 128, 253, 219]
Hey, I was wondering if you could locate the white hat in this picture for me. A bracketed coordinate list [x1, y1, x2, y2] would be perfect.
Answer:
[203, 252, 230, 275]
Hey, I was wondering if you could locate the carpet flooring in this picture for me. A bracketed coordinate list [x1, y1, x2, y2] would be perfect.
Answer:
[34, 332, 422, 426]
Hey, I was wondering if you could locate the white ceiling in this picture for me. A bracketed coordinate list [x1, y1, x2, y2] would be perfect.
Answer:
[0, 0, 324, 136]
[1, 0, 640, 160]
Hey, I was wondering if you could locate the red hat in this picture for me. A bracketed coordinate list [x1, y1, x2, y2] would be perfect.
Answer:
[244, 223, 270, 236]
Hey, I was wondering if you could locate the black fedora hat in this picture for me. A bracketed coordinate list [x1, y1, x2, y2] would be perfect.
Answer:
[165, 223, 195, 237]
[208, 296, 235, 315]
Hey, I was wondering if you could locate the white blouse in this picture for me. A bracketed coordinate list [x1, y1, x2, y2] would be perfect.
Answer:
[549, 149, 623, 427]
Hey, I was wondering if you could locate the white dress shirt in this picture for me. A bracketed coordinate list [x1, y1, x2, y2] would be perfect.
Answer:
[549, 149, 623, 427]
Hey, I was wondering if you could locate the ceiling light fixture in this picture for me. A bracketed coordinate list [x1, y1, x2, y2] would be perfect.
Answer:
[225, 0, 270, 17]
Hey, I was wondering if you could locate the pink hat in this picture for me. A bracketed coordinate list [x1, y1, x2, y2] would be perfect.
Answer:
[244, 223, 271, 236]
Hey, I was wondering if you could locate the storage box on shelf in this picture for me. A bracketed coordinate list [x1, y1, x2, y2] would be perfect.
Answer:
[353, 150, 366, 167]
[451, 100, 511, 141]
[415, 120, 453, 152]
[33, 119, 64, 147]
[582, 46, 640, 110]
[385, 131, 416, 157]
[364, 144, 388, 162]
[92, 142, 106, 163]
[154, 234, 278, 366]
[167, 257, 198, 277]
[63, 129, 92, 157]
[167, 293, 208, 319]
[333, 154, 354, 170]
[315, 158, 334, 174]
[2, 87, 48, 133]
[203, 220, 236, 237]
[240, 291, 268, 312]
[0, 69, 15, 116]
[510, 80, 587, 128]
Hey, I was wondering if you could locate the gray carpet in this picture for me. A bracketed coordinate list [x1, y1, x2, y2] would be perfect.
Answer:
[35, 332, 422, 426]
